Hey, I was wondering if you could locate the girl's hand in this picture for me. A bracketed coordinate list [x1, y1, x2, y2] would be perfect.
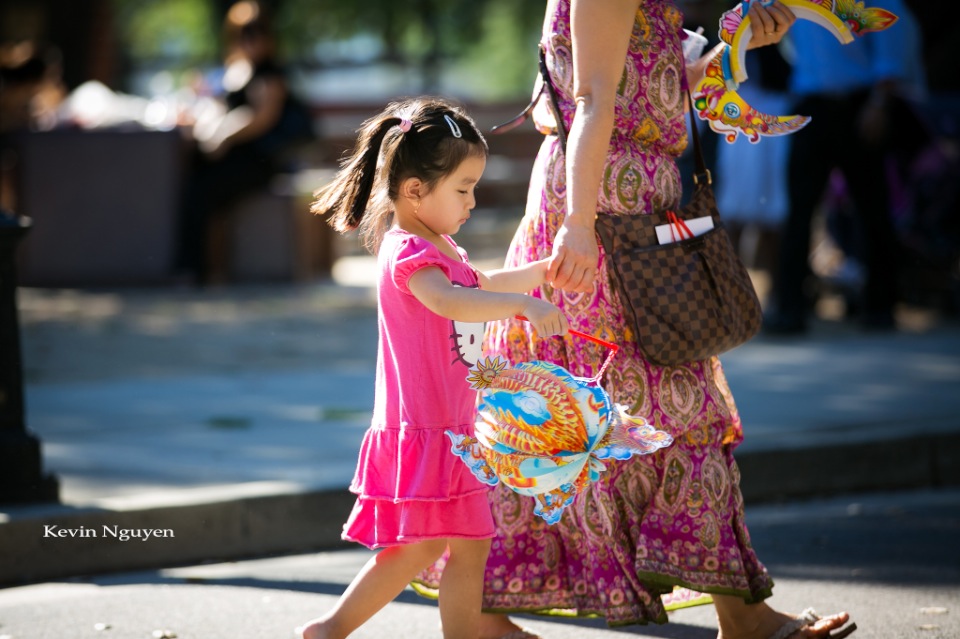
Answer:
[747, 1, 796, 49]
[547, 219, 600, 293]
[521, 298, 569, 338]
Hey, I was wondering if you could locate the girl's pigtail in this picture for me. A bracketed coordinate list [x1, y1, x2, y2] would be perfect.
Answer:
[312, 115, 400, 234]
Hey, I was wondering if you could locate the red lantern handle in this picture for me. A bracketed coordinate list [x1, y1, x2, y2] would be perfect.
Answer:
[514, 316, 618, 384]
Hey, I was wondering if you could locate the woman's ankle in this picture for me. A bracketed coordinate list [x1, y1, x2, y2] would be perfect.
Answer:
[713, 597, 785, 639]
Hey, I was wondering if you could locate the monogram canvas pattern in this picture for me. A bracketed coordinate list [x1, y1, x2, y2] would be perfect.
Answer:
[596, 184, 762, 366]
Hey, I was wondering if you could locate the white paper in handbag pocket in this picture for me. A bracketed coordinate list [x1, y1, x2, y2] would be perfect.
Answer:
[655, 215, 715, 245]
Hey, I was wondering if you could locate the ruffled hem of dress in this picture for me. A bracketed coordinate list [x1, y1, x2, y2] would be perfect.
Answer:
[464, 576, 771, 627]
[454, 568, 772, 627]
[349, 423, 487, 500]
[348, 485, 492, 502]
[342, 490, 495, 550]
[344, 530, 496, 551]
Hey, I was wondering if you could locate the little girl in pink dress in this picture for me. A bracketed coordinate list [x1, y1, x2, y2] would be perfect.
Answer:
[295, 97, 568, 639]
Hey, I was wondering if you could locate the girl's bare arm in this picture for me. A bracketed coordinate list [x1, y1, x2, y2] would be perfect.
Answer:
[477, 259, 549, 294]
[408, 267, 568, 336]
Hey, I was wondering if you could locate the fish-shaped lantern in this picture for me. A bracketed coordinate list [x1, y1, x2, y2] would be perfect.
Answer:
[446, 330, 673, 524]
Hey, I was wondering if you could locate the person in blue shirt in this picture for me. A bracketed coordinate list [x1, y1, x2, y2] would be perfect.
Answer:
[764, 0, 923, 334]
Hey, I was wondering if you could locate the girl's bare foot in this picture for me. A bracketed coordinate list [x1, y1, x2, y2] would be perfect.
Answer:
[478, 612, 542, 639]
[295, 620, 333, 639]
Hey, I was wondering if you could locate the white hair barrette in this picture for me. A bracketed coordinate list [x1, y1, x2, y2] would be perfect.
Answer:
[443, 114, 462, 138]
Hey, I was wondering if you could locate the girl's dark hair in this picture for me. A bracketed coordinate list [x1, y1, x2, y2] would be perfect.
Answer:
[311, 96, 488, 253]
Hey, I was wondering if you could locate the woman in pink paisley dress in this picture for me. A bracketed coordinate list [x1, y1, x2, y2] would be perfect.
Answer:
[415, 1, 858, 638]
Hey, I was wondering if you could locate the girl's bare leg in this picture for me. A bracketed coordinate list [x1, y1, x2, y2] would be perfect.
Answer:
[712, 594, 851, 639]
[298, 539, 447, 639]
[438, 538, 492, 639]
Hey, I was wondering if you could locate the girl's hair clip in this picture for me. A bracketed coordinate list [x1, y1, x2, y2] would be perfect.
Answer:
[397, 118, 413, 133]
[443, 114, 462, 138]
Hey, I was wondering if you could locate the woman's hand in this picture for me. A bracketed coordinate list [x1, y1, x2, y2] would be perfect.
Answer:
[746, 1, 796, 49]
[547, 218, 600, 293]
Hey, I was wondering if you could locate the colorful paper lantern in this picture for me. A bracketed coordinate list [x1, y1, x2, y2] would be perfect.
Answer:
[446, 332, 672, 524]
[694, 0, 899, 143]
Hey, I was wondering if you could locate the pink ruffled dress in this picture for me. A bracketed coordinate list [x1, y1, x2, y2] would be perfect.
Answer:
[341, 228, 496, 549]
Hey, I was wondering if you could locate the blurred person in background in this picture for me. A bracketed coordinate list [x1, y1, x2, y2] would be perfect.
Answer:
[763, 0, 924, 334]
[714, 43, 793, 291]
[175, 0, 313, 286]
[0, 41, 65, 214]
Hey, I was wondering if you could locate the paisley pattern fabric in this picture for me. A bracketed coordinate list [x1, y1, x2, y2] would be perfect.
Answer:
[414, 0, 774, 626]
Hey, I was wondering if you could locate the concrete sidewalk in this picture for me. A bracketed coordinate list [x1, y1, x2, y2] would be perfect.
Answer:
[3, 277, 960, 585]
[5, 488, 959, 638]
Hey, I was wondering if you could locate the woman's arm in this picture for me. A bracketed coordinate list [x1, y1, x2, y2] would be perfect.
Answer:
[479, 258, 549, 294]
[408, 267, 568, 336]
[227, 75, 287, 143]
[206, 75, 287, 156]
[548, 0, 639, 293]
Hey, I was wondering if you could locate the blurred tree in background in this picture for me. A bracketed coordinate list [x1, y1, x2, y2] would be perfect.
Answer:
[272, 0, 544, 98]
[3, 1, 957, 102]
[1, 0, 545, 101]
[112, 0, 218, 69]
[105, 0, 545, 101]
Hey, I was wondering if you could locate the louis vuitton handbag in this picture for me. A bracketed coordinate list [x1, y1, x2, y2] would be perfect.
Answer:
[493, 46, 762, 366]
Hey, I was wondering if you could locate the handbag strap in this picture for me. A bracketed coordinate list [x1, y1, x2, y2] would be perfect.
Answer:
[494, 43, 711, 186]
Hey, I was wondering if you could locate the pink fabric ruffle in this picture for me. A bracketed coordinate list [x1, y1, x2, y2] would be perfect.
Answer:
[349, 423, 491, 501]
[345, 424, 495, 548]
[343, 490, 495, 549]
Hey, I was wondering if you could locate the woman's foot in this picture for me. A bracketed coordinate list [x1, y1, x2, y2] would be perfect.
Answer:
[714, 596, 854, 639]
[478, 613, 543, 639]
[718, 609, 853, 639]
[766, 609, 855, 639]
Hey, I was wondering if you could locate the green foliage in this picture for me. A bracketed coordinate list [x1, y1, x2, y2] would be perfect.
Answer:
[276, 0, 543, 63]
[275, 0, 545, 99]
[275, 0, 491, 61]
[112, 0, 218, 66]
[453, 0, 545, 100]
[110, 0, 546, 99]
